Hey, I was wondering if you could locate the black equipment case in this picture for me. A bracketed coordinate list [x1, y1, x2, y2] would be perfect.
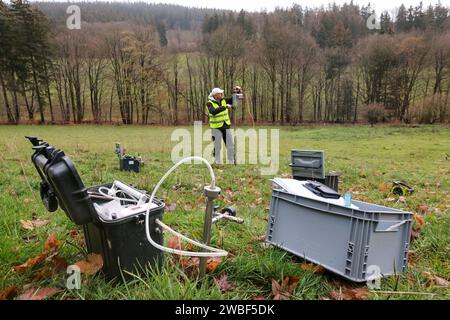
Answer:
[26, 136, 164, 280]
[120, 155, 141, 173]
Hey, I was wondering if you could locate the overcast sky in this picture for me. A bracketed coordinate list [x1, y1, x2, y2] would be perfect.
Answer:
[29, 0, 450, 14]
[142, 0, 448, 13]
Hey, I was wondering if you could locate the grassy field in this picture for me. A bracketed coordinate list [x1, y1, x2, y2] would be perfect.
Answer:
[0, 124, 449, 300]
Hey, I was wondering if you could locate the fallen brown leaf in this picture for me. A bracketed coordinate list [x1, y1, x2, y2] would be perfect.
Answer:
[351, 288, 369, 300]
[329, 287, 368, 300]
[77, 236, 86, 248]
[214, 274, 234, 292]
[74, 253, 103, 275]
[251, 295, 266, 300]
[329, 290, 350, 300]
[206, 257, 222, 272]
[68, 229, 80, 239]
[17, 287, 62, 300]
[178, 255, 200, 269]
[27, 253, 68, 281]
[410, 229, 421, 242]
[260, 242, 272, 249]
[167, 236, 184, 251]
[272, 279, 289, 300]
[178, 255, 222, 273]
[417, 205, 429, 215]
[29, 267, 53, 282]
[252, 235, 266, 242]
[165, 203, 177, 212]
[20, 219, 50, 231]
[179, 257, 191, 268]
[300, 263, 326, 274]
[300, 263, 316, 271]
[286, 276, 300, 288]
[43, 233, 60, 251]
[0, 286, 19, 300]
[434, 275, 449, 288]
[13, 253, 48, 273]
[414, 214, 424, 227]
[272, 276, 300, 300]
[314, 266, 326, 274]
[46, 250, 60, 262]
[51, 255, 68, 271]
[379, 183, 390, 193]
[407, 251, 417, 265]
[422, 271, 449, 288]
[225, 189, 235, 198]
[190, 257, 200, 268]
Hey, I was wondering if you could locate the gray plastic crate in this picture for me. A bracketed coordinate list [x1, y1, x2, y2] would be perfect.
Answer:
[290, 150, 325, 180]
[266, 189, 413, 282]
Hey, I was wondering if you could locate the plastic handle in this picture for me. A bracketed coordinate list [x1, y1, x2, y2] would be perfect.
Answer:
[32, 145, 47, 151]
[26, 136, 43, 146]
[296, 159, 322, 169]
[375, 220, 407, 232]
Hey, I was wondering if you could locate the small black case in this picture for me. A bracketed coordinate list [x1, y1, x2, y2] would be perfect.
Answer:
[120, 156, 141, 173]
[304, 180, 341, 199]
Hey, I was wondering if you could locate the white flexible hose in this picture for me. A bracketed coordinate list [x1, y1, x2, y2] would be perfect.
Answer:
[145, 156, 228, 257]
[153, 219, 227, 256]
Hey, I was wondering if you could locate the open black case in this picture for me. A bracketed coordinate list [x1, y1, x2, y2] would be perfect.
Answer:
[25, 136, 165, 280]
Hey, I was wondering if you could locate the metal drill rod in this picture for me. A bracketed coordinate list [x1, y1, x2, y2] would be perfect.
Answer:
[212, 213, 244, 224]
[199, 186, 221, 280]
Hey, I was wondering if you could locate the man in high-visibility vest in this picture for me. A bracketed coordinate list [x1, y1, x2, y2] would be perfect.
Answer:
[207, 87, 241, 164]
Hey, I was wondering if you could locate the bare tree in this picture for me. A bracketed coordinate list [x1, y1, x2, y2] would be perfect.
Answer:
[296, 32, 318, 123]
[431, 33, 450, 95]
[395, 35, 429, 121]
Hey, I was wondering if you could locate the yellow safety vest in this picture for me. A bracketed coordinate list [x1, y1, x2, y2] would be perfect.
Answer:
[207, 99, 231, 129]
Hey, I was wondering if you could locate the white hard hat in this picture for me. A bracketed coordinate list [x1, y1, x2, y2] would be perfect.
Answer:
[210, 88, 224, 96]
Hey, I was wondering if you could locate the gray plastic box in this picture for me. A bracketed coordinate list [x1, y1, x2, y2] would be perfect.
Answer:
[290, 150, 325, 180]
[266, 189, 413, 282]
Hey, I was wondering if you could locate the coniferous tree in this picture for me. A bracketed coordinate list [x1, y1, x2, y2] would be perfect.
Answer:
[413, 2, 426, 30]
[156, 21, 168, 47]
[380, 12, 394, 34]
[396, 4, 409, 32]
[10, 0, 52, 123]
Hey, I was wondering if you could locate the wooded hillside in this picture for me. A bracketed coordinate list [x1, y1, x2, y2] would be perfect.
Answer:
[1, 0, 450, 124]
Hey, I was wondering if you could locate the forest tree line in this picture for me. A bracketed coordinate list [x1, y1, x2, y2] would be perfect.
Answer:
[1, 0, 450, 125]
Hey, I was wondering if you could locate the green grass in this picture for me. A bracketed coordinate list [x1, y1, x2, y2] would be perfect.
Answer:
[0, 124, 449, 300]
